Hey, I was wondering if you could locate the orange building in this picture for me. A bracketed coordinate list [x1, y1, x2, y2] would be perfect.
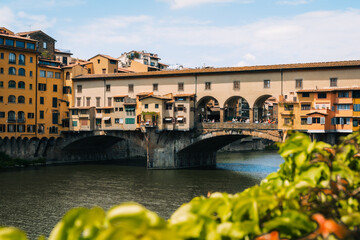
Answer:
[0, 28, 38, 138]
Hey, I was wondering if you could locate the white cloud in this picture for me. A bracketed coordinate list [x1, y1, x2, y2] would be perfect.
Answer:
[17, 11, 56, 30]
[276, 0, 311, 5]
[0, 7, 15, 27]
[58, 9, 360, 68]
[159, 0, 252, 9]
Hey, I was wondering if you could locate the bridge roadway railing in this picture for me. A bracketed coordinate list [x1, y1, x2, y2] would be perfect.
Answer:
[198, 122, 278, 130]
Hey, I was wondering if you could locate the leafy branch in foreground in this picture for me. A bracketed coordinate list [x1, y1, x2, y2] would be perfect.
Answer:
[3, 132, 360, 239]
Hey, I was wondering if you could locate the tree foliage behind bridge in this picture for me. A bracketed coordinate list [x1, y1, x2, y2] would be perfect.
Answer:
[2, 132, 360, 239]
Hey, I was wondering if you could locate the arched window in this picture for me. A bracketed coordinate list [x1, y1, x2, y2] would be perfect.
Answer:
[18, 81, 25, 89]
[8, 80, 16, 88]
[8, 95, 16, 103]
[66, 72, 70, 80]
[9, 53, 16, 64]
[18, 111, 25, 121]
[18, 68, 25, 76]
[18, 96, 25, 104]
[8, 67, 16, 75]
[18, 54, 25, 65]
[8, 111, 15, 121]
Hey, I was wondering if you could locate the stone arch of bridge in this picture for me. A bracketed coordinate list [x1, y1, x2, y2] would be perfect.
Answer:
[253, 94, 278, 123]
[223, 96, 250, 122]
[196, 96, 221, 122]
[178, 129, 279, 154]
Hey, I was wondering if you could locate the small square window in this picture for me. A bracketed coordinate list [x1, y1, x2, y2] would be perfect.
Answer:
[153, 83, 158, 91]
[178, 82, 184, 91]
[205, 82, 211, 90]
[233, 81, 240, 90]
[295, 79, 303, 89]
[264, 80, 270, 88]
[330, 78, 337, 87]
[106, 84, 111, 92]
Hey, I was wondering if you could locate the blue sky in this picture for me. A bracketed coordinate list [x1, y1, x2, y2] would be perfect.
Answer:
[1, 0, 360, 68]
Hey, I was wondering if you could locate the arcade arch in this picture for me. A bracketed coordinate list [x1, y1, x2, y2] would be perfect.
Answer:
[196, 96, 221, 122]
[223, 96, 250, 122]
[253, 95, 278, 123]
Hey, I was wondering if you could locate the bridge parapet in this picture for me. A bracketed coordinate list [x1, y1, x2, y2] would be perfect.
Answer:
[198, 122, 278, 130]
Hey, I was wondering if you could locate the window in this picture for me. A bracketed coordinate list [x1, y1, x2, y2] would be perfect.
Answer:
[18, 111, 25, 122]
[295, 79, 303, 89]
[8, 95, 16, 103]
[264, 80, 270, 88]
[166, 103, 172, 110]
[155, 104, 159, 109]
[9, 53, 16, 64]
[80, 109, 87, 114]
[8, 67, 16, 75]
[16, 41, 25, 48]
[115, 118, 120, 124]
[76, 85, 82, 93]
[38, 83, 46, 91]
[97, 59, 100, 64]
[18, 54, 25, 65]
[284, 104, 293, 111]
[18, 96, 25, 104]
[53, 84, 57, 92]
[318, 93, 327, 99]
[39, 111, 44, 119]
[72, 121, 78, 127]
[301, 92, 309, 97]
[43, 42, 47, 49]
[125, 118, 135, 124]
[284, 118, 292, 125]
[0, 124, 5, 132]
[233, 81, 240, 90]
[205, 82, 211, 90]
[104, 118, 111, 124]
[106, 84, 111, 92]
[40, 97, 44, 104]
[27, 125, 35, 133]
[28, 113, 34, 119]
[52, 113, 59, 124]
[0, 53, 3, 59]
[0, 96, 2, 103]
[63, 57, 68, 65]
[8, 124, 16, 132]
[128, 84, 134, 93]
[337, 104, 351, 110]
[153, 83, 158, 91]
[104, 109, 111, 114]
[96, 97, 101, 107]
[301, 118, 307, 125]
[40, 70, 46, 77]
[18, 68, 25, 76]
[30, 57, 33, 63]
[27, 42, 35, 49]
[114, 97, 124, 102]
[301, 104, 311, 110]
[66, 72, 70, 80]
[0, 112, 4, 118]
[86, 97, 91, 107]
[311, 117, 320, 124]
[0, 68, 3, 74]
[52, 98, 58, 108]
[354, 104, 360, 112]
[29, 98, 32, 104]
[178, 82, 184, 91]
[47, 71, 53, 78]
[63, 86, 71, 94]
[77, 97, 81, 106]
[8, 111, 15, 121]
[338, 92, 349, 98]
[145, 104, 148, 109]
[102, 68, 106, 74]
[30, 71, 32, 77]
[8, 80, 16, 88]
[119, 107, 123, 111]
[332, 117, 351, 125]
[0, 81, 2, 88]
[5, 39, 14, 46]
[330, 78, 337, 87]
[55, 72, 61, 79]
[71, 109, 78, 115]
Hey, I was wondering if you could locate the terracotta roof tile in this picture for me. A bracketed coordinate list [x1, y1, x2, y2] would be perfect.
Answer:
[73, 60, 360, 81]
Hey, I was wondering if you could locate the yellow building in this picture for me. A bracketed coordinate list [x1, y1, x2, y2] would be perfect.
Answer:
[88, 54, 118, 74]
[0, 28, 38, 138]
[37, 59, 69, 137]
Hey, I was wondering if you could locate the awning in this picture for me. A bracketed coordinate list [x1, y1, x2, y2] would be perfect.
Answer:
[103, 117, 110, 120]
[165, 117, 173, 121]
[177, 117, 184, 121]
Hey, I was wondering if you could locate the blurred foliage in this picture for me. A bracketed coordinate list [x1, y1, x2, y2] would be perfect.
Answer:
[3, 132, 360, 239]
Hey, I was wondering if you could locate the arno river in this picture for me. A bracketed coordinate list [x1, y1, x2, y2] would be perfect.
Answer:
[0, 151, 283, 239]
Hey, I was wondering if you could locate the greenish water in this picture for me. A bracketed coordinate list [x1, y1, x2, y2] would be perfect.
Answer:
[0, 150, 283, 239]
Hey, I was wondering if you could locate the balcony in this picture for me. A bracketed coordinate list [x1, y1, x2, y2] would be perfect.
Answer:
[7, 118, 16, 123]
[17, 118, 26, 123]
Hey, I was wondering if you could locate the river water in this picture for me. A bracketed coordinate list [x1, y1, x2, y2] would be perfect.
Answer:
[0, 150, 283, 239]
